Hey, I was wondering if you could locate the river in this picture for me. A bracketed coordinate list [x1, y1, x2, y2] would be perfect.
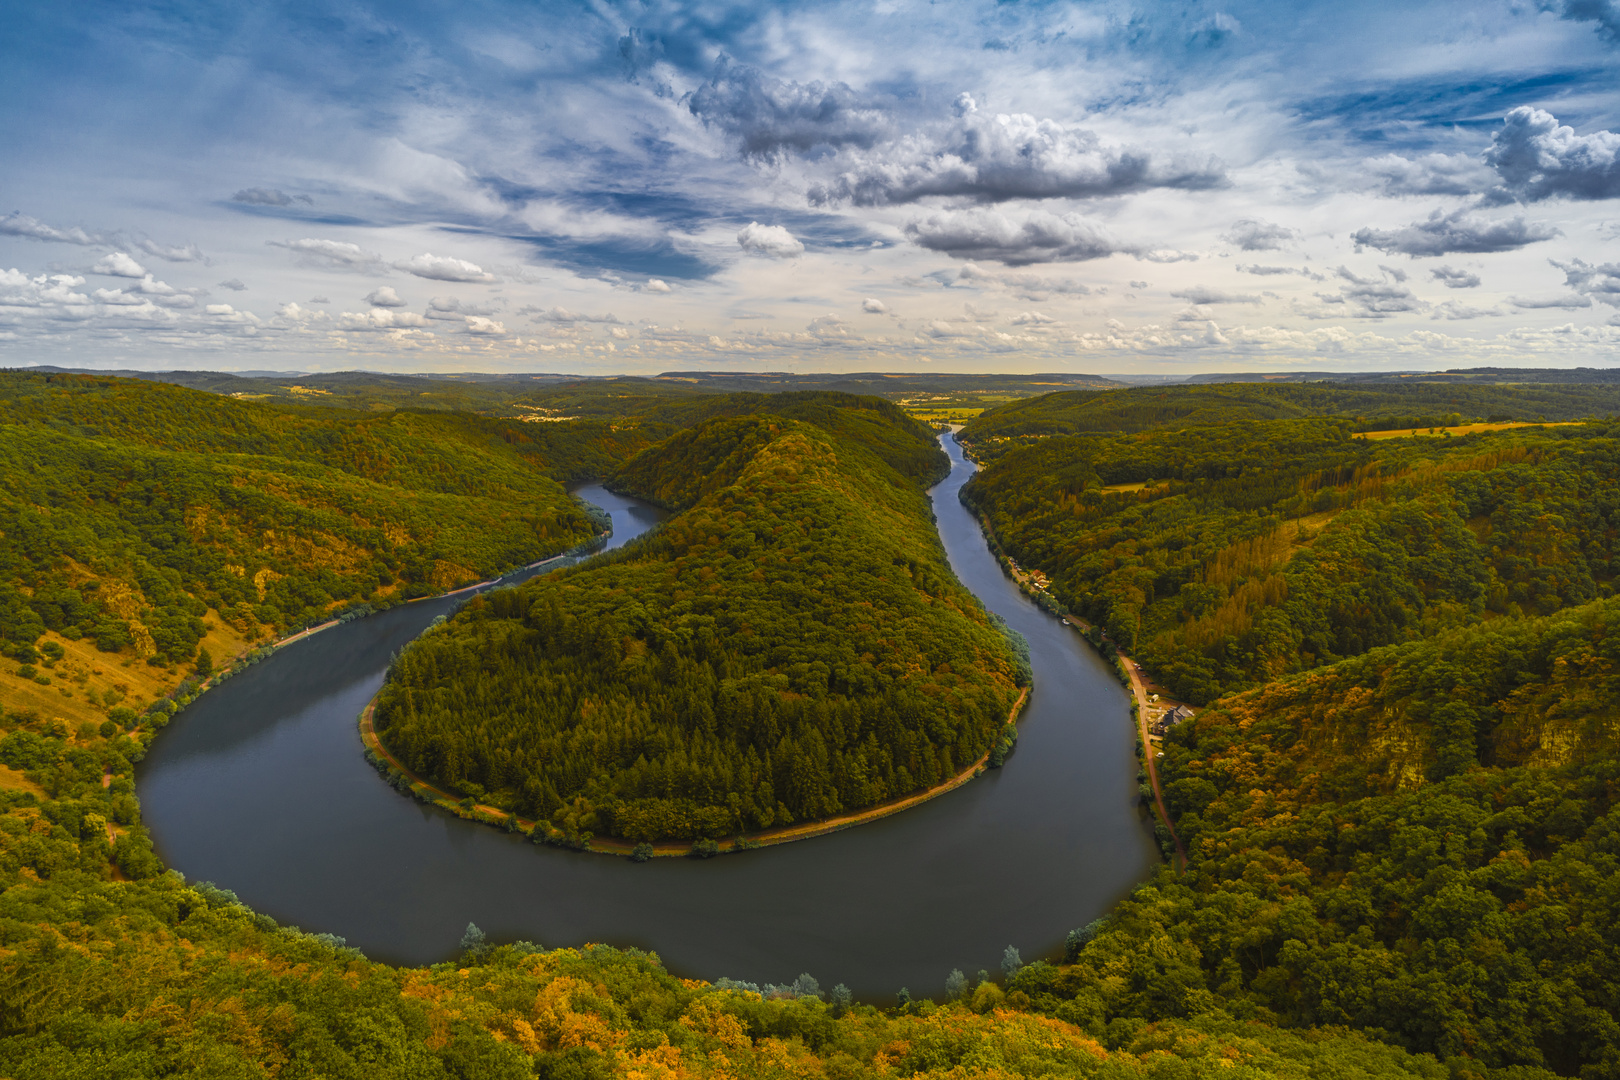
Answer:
[138, 436, 1157, 1000]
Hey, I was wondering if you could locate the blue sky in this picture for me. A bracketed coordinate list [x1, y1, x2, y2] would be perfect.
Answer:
[2, 0, 1618, 374]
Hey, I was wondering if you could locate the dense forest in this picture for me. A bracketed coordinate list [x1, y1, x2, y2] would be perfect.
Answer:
[962, 380, 1620, 453]
[963, 415, 1620, 704]
[374, 398, 1024, 841]
[8, 369, 1620, 1076]
[1039, 594, 1620, 1076]
[0, 372, 609, 734]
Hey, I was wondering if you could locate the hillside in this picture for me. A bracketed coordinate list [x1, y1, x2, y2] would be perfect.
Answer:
[0, 372, 598, 734]
[373, 407, 1024, 842]
[1033, 595, 1620, 1075]
[964, 418, 1620, 704]
[960, 381, 1620, 458]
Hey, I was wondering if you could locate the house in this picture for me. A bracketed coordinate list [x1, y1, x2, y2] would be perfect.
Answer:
[1148, 705, 1195, 738]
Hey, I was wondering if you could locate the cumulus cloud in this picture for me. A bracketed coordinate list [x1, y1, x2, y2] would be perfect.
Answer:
[232, 188, 312, 207]
[0, 269, 91, 311]
[1483, 107, 1620, 203]
[129, 236, 205, 263]
[393, 253, 495, 283]
[365, 286, 407, 307]
[425, 296, 500, 320]
[1170, 285, 1262, 304]
[736, 222, 804, 258]
[1009, 311, 1059, 325]
[686, 62, 890, 161]
[862, 298, 888, 313]
[905, 209, 1127, 265]
[335, 308, 429, 330]
[270, 237, 384, 271]
[464, 316, 506, 335]
[1554, 258, 1620, 305]
[1430, 266, 1481, 289]
[1351, 209, 1560, 256]
[1364, 152, 1496, 197]
[92, 252, 147, 278]
[1511, 294, 1593, 309]
[1221, 219, 1298, 251]
[645, 278, 673, 293]
[810, 102, 1226, 206]
[91, 274, 203, 309]
[1312, 267, 1426, 317]
[217, 278, 247, 291]
[1432, 300, 1506, 320]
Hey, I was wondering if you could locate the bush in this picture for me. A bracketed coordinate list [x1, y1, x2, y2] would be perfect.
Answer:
[689, 838, 720, 859]
[629, 842, 654, 863]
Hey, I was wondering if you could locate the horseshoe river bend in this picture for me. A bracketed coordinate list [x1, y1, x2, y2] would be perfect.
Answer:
[138, 433, 1157, 1000]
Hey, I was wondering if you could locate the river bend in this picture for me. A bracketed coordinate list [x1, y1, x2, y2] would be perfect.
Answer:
[139, 437, 1156, 999]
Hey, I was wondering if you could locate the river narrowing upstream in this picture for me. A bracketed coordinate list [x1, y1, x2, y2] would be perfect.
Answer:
[139, 434, 1157, 1000]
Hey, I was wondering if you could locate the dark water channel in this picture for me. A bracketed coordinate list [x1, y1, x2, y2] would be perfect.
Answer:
[139, 439, 1156, 999]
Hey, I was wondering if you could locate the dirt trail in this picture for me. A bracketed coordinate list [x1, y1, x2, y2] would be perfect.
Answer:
[1120, 653, 1187, 872]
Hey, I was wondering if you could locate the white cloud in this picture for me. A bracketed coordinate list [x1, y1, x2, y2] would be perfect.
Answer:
[217, 278, 247, 291]
[1221, 219, 1298, 251]
[1363, 152, 1495, 197]
[954, 263, 1093, 298]
[1429, 266, 1481, 289]
[464, 316, 506, 335]
[0, 213, 102, 246]
[809, 105, 1226, 206]
[1170, 286, 1262, 305]
[393, 253, 496, 283]
[862, 297, 888, 313]
[270, 238, 384, 271]
[92, 252, 147, 278]
[1432, 301, 1505, 320]
[336, 308, 430, 330]
[905, 209, 1127, 265]
[1554, 258, 1620, 306]
[736, 222, 804, 257]
[1483, 107, 1620, 203]
[1351, 209, 1560, 257]
[645, 278, 673, 293]
[365, 286, 407, 307]
[1511, 294, 1594, 309]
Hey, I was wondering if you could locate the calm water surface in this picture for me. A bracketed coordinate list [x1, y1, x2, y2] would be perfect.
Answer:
[140, 445, 1157, 999]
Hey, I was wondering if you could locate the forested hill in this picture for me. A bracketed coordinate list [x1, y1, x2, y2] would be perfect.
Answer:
[374, 407, 1024, 842]
[964, 418, 1620, 705]
[960, 380, 1620, 455]
[1055, 594, 1620, 1075]
[0, 371, 597, 735]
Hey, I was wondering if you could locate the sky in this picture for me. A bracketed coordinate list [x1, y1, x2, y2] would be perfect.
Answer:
[2, 0, 1619, 376]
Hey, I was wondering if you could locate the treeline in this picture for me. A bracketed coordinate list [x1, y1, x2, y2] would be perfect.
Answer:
[375, 405, 1022, 841]
[0, 372, 596, 672]
[964, 418, 1620, 704]
[961, 380, 1620, 457]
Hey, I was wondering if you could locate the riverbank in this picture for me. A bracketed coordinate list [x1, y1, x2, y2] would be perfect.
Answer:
[123, 537, 606, 755]
[950, 432, 1184, 870]
[358, 686, 1030, 857]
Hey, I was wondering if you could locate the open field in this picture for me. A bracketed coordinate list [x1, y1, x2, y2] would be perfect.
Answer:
[1359, 420, 1583, 440]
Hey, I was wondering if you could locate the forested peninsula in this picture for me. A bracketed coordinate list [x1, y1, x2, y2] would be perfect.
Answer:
[374, 396, 1026, 842]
